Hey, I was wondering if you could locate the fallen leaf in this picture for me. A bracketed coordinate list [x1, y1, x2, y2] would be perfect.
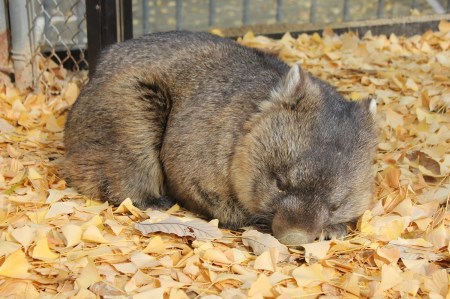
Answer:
[0, 250, 30, 278]
[380, 264, 402, 291]
[0, 118, 15, 133]
[82, 226, 109, 243]
[76, 258, 102, 289]
[292, 263, 326, 287]
[302, 240, 331, 263]
[89, 281, 124, 297]
[11, 225, 36, 248]
[241, 230, 290, 261]
[142, 235, 166, 254]
[202, 248, 233, 265]
[254, 250, 276, 272]
[32, 237, 59, 261]
[438, 20, 450, 33]
[130, 251, 159, 268]
[248, 273, 274, 297]
[46, 188, 78, 203]
[135, 216, 223, 241]
[61, 223, 82, 247]
[133, 287, 165, 299]
[45, 201, 78, 218]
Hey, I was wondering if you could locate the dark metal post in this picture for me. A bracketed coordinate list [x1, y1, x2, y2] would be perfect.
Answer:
[86, 0, 132, 75]
[121, 0, 133, 40]
[86, 0, 115, 73]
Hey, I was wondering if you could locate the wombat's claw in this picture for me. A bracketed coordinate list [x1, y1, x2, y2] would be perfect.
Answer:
[320, 223, 348, 241]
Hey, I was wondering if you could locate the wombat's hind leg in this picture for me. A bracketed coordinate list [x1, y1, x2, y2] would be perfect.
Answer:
[64, 74, 172, 210]
[110, 76, 173, 210]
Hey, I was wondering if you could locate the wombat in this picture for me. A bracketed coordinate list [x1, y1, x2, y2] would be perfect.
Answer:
[64, 31, 377, 245]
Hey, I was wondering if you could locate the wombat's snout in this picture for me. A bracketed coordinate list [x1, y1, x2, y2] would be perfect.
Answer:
[271, 204, 323, 245]
[276, 230, 316, 245]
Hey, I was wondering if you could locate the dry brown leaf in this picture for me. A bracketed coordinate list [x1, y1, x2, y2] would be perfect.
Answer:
[241, 229, 290, 262]
[89, 281, 125, 297]
[136, 216, 223, 241]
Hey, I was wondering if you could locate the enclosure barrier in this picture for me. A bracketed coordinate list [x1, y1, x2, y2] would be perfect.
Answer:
[2, 0, 450, 91]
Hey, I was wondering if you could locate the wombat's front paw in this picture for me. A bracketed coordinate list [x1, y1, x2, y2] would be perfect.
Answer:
[320, 223, 349, 241]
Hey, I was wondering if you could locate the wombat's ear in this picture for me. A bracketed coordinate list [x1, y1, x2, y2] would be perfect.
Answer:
[270, 64, 308, 104]
[283, 64, 305, 97]
[361, 97, 377, 119]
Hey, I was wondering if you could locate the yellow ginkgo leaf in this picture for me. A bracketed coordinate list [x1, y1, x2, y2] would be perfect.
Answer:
[75, 258, 101, 289]
[11, 225, 36, 248]
[0, 250, 30, 278]
[82, 226, 109, 243]
[61, 224, 82, 247]
[27, 167, 43, 180]
[32, 237, 59, 261]
[81, 215, 104, 229]
[253, 251, 275, 272]
[292, 263, 326, 287]
[248, 273, 274, 297]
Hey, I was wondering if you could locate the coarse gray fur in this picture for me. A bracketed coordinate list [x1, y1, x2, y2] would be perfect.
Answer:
[64, 31, 377, 245]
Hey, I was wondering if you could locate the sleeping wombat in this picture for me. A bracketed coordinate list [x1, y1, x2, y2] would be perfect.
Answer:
[64, 31, 377, 245]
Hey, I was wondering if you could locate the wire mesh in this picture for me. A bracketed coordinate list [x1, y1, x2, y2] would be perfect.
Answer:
[28, 0, 88, 91]
[13, 0, 449, 90]
[134, 0, 449, 36]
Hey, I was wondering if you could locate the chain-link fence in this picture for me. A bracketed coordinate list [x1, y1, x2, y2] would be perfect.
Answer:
[3, 0, 450, 91]
[30, 0, 88, 90]
[5, 0, 88, 92]
[132, 0, 450, 36]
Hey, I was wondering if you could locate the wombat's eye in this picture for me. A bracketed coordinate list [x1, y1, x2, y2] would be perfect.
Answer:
[276, 177, 288, 192]
[330, 203, 342, 212]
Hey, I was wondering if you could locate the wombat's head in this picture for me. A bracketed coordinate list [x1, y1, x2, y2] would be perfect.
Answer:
[231, 64, 377, 245]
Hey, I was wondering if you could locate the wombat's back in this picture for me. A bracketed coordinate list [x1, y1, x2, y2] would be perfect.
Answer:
[64, 31, 289, 214]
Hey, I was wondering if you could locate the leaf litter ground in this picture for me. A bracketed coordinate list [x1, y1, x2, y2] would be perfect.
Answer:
[0, 22, 449, 298]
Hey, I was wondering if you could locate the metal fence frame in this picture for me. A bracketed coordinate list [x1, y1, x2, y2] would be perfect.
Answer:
[138, 0, 450, 33]
[6, 0, 90, 91]
[2, 0, 450, 91]
[9, 0, 35, 89]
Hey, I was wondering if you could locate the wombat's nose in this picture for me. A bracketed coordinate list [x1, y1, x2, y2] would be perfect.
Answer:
[272, 207, 321, 245]
[277, 230, 315, 245]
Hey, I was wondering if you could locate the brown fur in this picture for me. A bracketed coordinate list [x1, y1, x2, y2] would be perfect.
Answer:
[64, 31, 377, 245]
